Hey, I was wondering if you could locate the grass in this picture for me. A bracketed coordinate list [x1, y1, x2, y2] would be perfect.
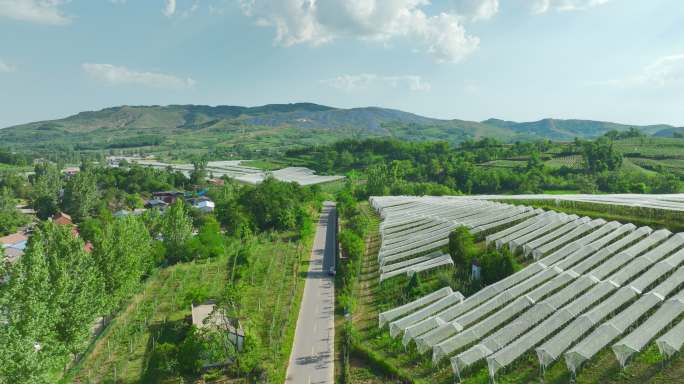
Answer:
[479, 160, 526, 169]
[629, 157, 684, 177]
[545, 155, 583, 170]
[67, 256, 229, 384]
[67, 230, 314, 383]
[239, 159, 287, 171]
[319, 179, 347, 198]
[614, 137, 684, 159]
[343, 202, 684, 384]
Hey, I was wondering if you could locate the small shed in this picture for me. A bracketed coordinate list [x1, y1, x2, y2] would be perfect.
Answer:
[191, 301, 245, 351]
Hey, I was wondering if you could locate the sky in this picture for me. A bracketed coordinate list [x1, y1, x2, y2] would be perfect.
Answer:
[0, 0, 683, 128]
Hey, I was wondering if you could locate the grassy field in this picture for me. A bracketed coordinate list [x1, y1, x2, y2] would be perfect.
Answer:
[629, 157, 684, 177]
[614, 137, 684, 159]
[67, 231, 312, 383]
[545, 155, 583, 170]
[480, 159, 527, 169]
[343, 203, 684, 384]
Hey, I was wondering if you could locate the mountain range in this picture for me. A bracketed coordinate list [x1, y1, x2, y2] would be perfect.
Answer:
[1, 103, 681, 152]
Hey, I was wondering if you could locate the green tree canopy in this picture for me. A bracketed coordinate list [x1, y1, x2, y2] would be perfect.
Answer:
[62, 169, 99, 222]
[448, 226, 475, 269]
[162, 199, 194, 263]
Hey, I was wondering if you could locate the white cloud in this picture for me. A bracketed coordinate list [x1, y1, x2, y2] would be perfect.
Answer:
[162, 0, 176, 17]
[321, 73, 431, 92]
[0, 0, 70, 25]
[0, 58, 16, 73]
[451, 0, 499, 21]
[598, 54, 684, 88]
[82, 63, 195, 90]
[239, 0, 480, 63]
[532, 0, 612, 14]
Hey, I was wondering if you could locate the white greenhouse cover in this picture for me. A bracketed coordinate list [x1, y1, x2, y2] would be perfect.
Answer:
[656, 317, 684, 358]
[378, 287, 453, 327]
[368, 195, 684, 381]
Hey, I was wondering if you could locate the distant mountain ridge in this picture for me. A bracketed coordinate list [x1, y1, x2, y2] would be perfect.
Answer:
[1, 103, 680, 151]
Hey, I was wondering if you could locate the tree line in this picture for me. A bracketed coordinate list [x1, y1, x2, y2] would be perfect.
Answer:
[288, 136, 681, 197]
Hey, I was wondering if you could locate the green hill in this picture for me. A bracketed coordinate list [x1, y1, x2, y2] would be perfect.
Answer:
[1, 103, 680, 154]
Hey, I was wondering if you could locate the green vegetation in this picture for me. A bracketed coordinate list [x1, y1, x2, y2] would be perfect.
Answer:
[0, 189, 29, 236]
[0, 155, 323, 383]
[288, 137, 682, 197]
[335, 200, 684, 384]
[334, 187, 520, 384]
[3, 104, 682, 160]
[68, 231, 310, 383]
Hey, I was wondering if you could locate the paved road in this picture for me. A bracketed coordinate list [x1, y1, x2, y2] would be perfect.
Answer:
[285, 202, 336, 384]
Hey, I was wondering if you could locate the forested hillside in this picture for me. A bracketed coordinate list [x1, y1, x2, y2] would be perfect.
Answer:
[1, 103, 681, 156]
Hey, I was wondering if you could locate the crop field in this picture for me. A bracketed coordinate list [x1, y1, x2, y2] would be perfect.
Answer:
[69, 256, 230, 383]
[68, 232, 309, 383]
[614, 138, 684, 159]
[545, 155, 583, 170]
[479, 160, 527, 169]
[629, 157, 684, 177]
[346, 196, 684, 384]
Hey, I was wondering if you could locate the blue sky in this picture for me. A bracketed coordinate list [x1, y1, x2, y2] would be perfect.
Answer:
[0, 0, 683, 128]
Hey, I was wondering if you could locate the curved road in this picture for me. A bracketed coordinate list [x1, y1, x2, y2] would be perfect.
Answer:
[285, 202, 336, 384]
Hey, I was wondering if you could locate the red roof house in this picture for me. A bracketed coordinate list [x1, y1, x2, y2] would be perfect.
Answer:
[53, 212, 73, 226]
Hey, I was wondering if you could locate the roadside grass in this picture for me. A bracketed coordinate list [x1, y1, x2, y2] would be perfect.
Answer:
[345, 202, 684, 384]
[67, 230, 313, 384]
[319, 179, 346, 198]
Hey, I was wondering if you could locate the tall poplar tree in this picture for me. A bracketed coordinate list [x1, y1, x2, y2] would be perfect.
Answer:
[162, 199, 193, 262]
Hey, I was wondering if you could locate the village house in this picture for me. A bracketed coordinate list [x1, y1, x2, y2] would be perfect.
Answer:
[0, 231, 29, 264]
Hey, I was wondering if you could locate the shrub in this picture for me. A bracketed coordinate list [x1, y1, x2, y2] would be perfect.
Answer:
[448, 226, 475, 269]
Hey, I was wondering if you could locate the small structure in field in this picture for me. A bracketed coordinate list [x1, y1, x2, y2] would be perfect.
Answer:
[191, 301, 245, 351]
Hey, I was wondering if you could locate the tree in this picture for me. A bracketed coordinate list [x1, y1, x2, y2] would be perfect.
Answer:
[653, 172, 681, 193]
[162, 199, 193, 263]
[92, 215, 153, 312]
[190, 158, 208, 186]
[480, 247, 518, 285]
[526, 151, 544, 172]
[0, 234, 53, 383]
[448, 226, 474, 269]
[186, 217, 226, 261]
[365, 163, 391, 196]
[31, 162, 62, 220]
[62, 169, 99, 222]
[34, 222, 104, 354]
[580, 138, 623, 173]
[0, 189, 29, 236]
[1, 221, 104, 383]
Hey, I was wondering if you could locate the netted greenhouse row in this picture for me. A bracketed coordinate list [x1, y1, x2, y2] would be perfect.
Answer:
[447, 228, 678, 379]
[368, 196, 684, 382]
[463, 193, 684, 212]
[484, 233, 684, 378]
[375, 198, 541, 282]
[426, 225, 652, 362]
